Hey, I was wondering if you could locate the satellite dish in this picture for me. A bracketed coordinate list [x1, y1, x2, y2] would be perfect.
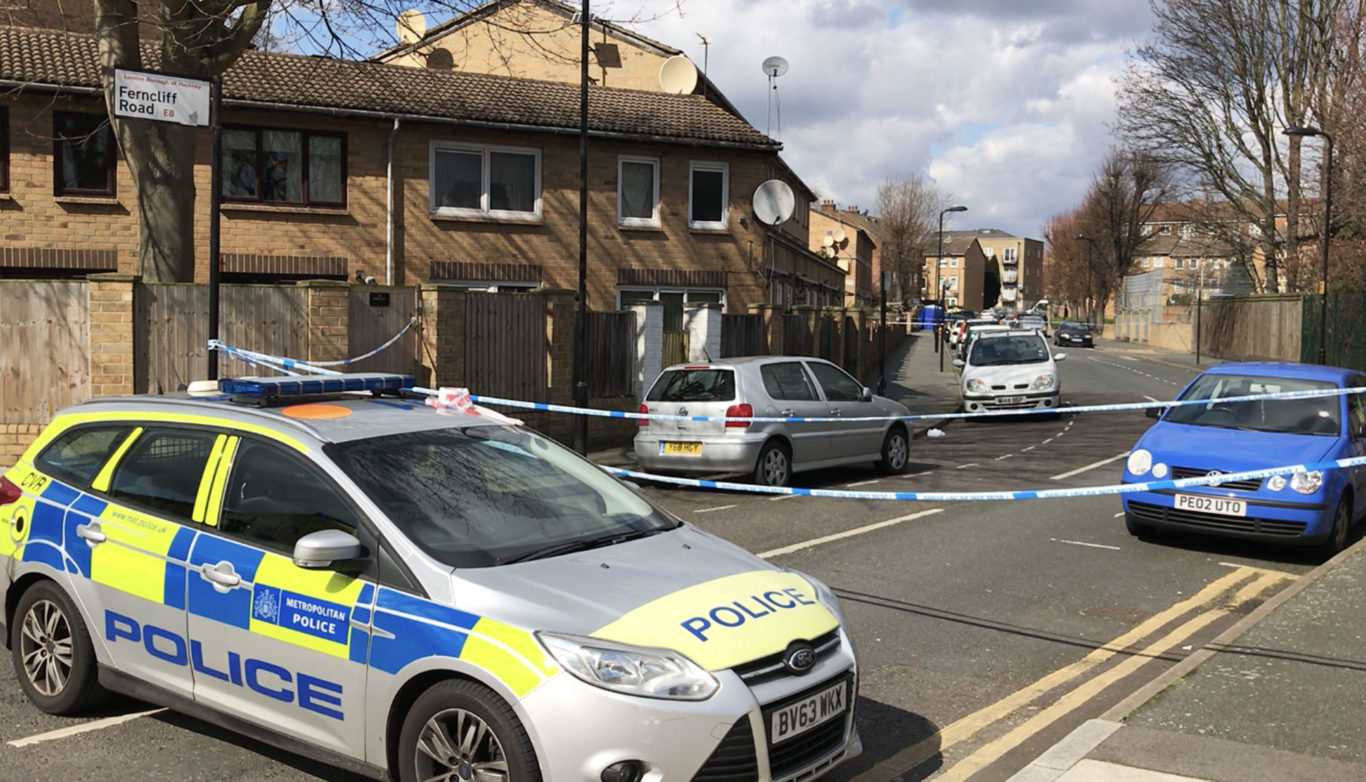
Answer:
[822, 234, 835, 247]
[832, 227, 847, 244]
[659, 55, 698, 94]
[761, 56, 789, 78]
[752, 180, 795, 226]
[397, 9, 426, 44]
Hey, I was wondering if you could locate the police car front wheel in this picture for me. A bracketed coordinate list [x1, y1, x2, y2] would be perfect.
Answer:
[398, 679, 541, 782]
[11, 581, 104, 715]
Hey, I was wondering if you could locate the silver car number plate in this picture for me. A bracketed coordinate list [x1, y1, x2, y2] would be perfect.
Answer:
[1174, 493, 1246, 517]
[770, 680, 847, 743]
[997, 395, 1026, 404]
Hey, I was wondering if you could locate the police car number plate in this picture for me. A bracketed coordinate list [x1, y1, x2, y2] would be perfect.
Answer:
[1174, 493, 1245, 517]
[661, 441, 702, 455]
[770, 680, 847, 743]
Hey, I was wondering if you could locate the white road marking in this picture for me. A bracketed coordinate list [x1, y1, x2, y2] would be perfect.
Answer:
[1021, 445, 1036, 452]
[994, 454, 1014, 461]
[956, 463, 980, 469]
[759, 509, 944, 559]
[1113, 512, 1125, 518]
[1052, 538, 1122, 551]
[845, 479, 882, 488]
[693, 504, 737, 514]
[1143, 395, 1161, 403]
[8, 708, 166, 748]
[1042, 438, 1054, 444]
[1050, 451, 1129, 481]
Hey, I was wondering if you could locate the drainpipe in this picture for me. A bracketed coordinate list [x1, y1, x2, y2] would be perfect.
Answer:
[386, 118, 401, 286]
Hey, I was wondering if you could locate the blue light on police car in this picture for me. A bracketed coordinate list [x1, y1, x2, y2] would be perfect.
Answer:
[219, 372, 415, 399]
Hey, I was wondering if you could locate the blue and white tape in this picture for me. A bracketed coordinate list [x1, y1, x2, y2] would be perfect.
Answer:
[605, 455, 1366, 501]
[208, 316, 415, 371]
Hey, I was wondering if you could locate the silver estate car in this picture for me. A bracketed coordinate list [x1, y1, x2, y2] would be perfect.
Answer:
[634, 356, 912, 486]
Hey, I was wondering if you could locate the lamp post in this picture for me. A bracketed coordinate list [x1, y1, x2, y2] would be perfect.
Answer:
[937, 205, 967, 371]
[1073, 234, 1097, 328]
[572, 1, 590, 453]
[1283, 126, 1333, 365]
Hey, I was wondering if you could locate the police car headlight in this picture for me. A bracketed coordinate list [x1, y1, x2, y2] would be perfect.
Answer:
[537, 632, 718, 700]
[1289, 470, 1323, 495]
[1126, 449, 1152, 477]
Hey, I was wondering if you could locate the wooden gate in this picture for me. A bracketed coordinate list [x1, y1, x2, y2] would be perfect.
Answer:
[464, 294, 546, 400]
[0, 280, 89, 422]
[347, 286, 420, 375]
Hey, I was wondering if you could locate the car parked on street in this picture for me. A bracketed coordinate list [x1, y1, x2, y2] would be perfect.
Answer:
[1121, 362, 1366, 556]
[0, 372, 863, 782]
[1019, 314, 1048, 337]
[635, 357, 912, 486]
[954, 330, 1066, 414]
[1054, 321, 1094, 348]
[956, 322, 1010, 363]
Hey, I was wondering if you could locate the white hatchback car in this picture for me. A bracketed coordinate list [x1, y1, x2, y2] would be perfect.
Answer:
[954, 330, 1066, 414]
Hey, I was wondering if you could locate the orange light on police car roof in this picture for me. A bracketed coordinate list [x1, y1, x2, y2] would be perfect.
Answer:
[282, 404, 352, 419]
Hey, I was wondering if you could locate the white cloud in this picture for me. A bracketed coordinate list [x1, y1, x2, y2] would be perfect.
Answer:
[608, 0, 1152, 238]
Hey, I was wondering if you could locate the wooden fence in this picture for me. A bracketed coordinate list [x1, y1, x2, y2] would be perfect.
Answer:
[463, 293, 547, 401]
[1196, 294, 1301, 362]
[347, 286, 420, 376]
[586, 311, 635, 397]
[0, 280, 89, 422]
[721, 314, 764, 357]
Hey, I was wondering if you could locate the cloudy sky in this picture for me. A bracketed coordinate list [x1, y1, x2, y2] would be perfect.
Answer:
[606, 0, 1157, 240]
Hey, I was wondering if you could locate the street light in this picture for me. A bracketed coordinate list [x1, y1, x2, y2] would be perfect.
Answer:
[1283, 125, 1333, 365]
[1073, 234, 1097, 327]
[936, 205, 967, 371]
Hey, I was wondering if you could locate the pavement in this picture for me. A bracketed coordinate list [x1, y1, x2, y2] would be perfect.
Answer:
[591, 331, 1366, 781]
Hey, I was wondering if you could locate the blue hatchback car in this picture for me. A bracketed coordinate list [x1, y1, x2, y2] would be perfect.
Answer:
[1121, 362, 1366, 555]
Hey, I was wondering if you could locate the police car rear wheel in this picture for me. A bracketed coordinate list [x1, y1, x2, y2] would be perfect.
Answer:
[11, 581, 102, 715]
[398, 679, 541, 782]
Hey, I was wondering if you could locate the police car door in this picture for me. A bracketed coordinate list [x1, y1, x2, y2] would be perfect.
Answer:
[188, 436, 374, 757]
[49, 425, 223, 701]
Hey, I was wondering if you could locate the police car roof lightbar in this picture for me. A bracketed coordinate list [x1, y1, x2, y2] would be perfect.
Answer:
[219, 373, 416, 399]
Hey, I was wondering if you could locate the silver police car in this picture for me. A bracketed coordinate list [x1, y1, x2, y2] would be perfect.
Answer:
[0, 373, 860, 781]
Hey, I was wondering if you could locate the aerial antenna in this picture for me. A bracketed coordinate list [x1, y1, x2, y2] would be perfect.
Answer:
[761, 55, 788, 138]
[696, 33, 710, 99]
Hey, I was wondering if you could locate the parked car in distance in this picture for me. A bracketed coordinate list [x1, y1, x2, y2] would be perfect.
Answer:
[1019, 314, 1048, 336]
[954, 329, 1066, 414]
[1121, 362, 1366, 556]
[635, 357, 912, 486]
[1054, 321, 1094, 347]
[957, 322, 1010, 362]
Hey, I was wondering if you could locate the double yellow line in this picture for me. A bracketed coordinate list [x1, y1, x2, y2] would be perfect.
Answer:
[858, 565, 1295, 780]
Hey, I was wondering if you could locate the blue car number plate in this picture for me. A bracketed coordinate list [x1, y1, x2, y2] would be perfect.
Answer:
[1174, 493, 1246, 517]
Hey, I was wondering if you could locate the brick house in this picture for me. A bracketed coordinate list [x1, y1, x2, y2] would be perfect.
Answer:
[0, 23, 842, 317]
[809, 205, 877, 308]
[924, 235, 988, 311]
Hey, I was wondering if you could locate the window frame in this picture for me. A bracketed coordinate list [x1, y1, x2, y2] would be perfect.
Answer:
[0, 106, 9, 194]
[429, 140, 542, 221]
[688, 160, 729, 230]
[221, 124, 347, 208]
[53, 111, 117, 198]
[617, 155, 660, 227]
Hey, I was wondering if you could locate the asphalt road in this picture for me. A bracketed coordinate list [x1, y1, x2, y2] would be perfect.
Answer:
[0, 346, 1327, 780]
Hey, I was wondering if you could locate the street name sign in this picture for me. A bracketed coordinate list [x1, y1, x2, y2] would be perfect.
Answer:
[112, 68, 211, 127]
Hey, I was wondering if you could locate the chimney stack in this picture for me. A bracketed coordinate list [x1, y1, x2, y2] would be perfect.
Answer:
[845, 205, 859, 213]
[820, 199, 836, 213]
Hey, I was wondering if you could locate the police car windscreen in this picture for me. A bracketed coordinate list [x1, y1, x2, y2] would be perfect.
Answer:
[328, 427, 675, 567]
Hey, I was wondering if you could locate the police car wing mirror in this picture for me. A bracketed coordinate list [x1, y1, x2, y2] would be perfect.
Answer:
[293, 529, 363, 569]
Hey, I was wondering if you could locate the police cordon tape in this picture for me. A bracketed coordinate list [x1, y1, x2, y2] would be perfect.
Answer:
[209, 337, 1365, 425]
[604, 455, 1366, 501]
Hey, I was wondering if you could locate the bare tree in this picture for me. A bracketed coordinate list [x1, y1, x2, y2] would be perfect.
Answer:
[874, 174, 947, 305]
[1041, 208, 1090, 320]
[1118, 0, 1353, 293]
[1076, 147, 1173, 320]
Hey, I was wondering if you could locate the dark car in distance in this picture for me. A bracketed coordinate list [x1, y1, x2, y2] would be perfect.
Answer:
[1054, 321, 1094, 347]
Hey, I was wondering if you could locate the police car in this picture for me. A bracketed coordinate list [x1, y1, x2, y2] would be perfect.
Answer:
[0, 373, 859, 781]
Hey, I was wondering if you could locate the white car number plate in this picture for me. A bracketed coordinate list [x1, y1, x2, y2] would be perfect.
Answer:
[770, 681, 847, 743]
[1174, 493, 1246, 517]
[997, 395, 1026, 404]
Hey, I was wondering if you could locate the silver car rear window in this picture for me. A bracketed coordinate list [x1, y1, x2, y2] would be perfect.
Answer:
[646, 368, 736, 402]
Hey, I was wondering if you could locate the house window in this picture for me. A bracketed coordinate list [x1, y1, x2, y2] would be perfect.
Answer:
[1153, 257, 1164, 268]
[1159, 225, 1172, 235]
[689, 161, 728, 229]
[430, 141, 540, 220]
[0, 106, 8, 193]
[948, 258, 959, 268]
[617, 156, 659, 227]
[1003, 247, 1017, 263]
[222, 126, 345, 206]
[53, 111, 116, 197]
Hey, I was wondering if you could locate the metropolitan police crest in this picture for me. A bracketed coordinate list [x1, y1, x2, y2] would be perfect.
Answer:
[252, 585, 280, 623]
